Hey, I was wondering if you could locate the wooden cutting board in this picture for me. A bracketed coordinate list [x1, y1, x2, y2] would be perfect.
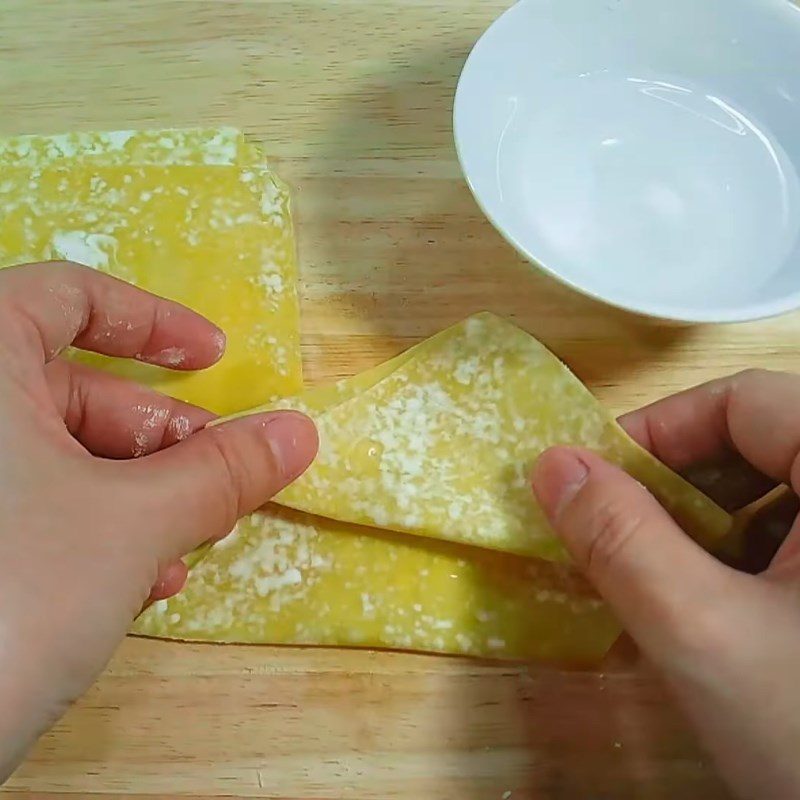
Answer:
[3, 1, 796, 797]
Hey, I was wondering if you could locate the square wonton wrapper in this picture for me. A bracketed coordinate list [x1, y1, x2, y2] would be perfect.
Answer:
[0, 127, 246, 168]
[0, 161, 301, 415]
[134, 504, 620, 664]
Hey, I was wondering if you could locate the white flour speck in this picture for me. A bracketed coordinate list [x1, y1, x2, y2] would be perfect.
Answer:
[132, 430, 149, 457]
[168, 414, 192, 441]
[145, 347, 186, 367]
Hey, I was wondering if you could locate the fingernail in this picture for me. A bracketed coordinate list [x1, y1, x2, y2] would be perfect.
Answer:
[211, 328, 227, 359]
[532, 448, 589, 521]
[263, 412, 318, 481]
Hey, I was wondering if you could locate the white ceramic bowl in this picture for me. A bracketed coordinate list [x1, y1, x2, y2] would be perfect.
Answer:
[454, 0, 800, 323]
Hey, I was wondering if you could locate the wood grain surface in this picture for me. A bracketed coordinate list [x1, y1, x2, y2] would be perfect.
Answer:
[2, 0, 796, 797]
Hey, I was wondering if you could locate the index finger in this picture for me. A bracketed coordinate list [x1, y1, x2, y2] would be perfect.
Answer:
[620, 369, 800, 492]
[0, 261, 225, 369]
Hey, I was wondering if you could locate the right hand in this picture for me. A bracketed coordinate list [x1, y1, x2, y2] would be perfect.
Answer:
[532, 369, 800, 800]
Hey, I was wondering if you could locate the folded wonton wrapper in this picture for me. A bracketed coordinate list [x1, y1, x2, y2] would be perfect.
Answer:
[239, 312, 733, 562]
[134, 313, 731, 662]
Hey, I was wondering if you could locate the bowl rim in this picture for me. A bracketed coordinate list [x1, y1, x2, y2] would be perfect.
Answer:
[452, 0, 800, 324]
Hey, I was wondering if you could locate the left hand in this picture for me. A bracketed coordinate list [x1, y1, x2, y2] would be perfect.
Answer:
[0, 261, 317, 780]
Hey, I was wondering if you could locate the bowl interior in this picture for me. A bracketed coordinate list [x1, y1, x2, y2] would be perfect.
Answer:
[454, 0, 800, 321]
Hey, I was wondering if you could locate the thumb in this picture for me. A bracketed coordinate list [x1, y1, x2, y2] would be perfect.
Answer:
[128, 410, 318, 560]
[532, 446, 736, 663]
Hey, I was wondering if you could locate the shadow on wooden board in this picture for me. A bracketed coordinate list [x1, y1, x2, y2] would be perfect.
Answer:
[308, 42, 694, 399]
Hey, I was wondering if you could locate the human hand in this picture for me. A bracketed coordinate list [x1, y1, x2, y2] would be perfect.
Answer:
[0, 262, 317, 780]
[532, 369, 800, 800]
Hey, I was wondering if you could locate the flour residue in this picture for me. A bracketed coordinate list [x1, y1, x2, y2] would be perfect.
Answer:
[47, 230, 119, 271]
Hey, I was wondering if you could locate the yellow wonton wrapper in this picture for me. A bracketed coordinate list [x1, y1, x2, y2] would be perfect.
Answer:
[133, 505, 620, 664]
[228, 313, 731, 562]
[135, 287, 728, 663]
[0, 158, 301, 414]
[0, 127, 247, 168]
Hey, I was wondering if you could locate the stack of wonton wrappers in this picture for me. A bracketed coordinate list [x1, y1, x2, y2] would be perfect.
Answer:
[0, 129, 733, 664]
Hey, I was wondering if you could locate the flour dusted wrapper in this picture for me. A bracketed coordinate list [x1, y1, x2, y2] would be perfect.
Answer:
[135, 313, 731, 663]
[134, 505, 620, 663]
[246, 313, 732, 561]
[0, 129, 301, 413]
[0, 127, 245, 168]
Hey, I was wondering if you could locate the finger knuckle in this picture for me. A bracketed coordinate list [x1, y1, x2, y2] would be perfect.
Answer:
[582, 500, 643, 577]
[138, 301, 164, 355]
[204, 429, 246, 528]
[46, 259, 82, 274]
[39, 260, 93, 286]
[732, 367, 776, 393]
[735, 367, 768, 380]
